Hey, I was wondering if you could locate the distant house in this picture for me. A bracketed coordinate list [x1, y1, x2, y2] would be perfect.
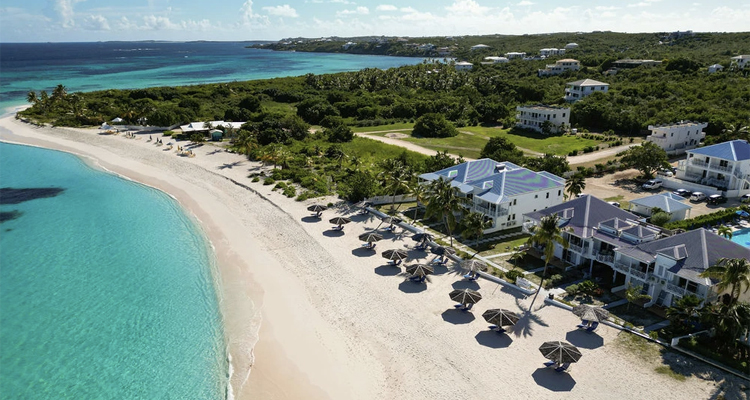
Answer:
[437, 47, 452, 56]
[730, 55, 749, 70]
[111, 117, 124, 123]
[483, 56, 509, 64]
[504, 52, 526, 59]
[707, 64, 724, 73]
[180, 120, 244, 133]
[342, 42, 357, 50]
[564, 79, 609, 102]
[471, 44, 491, 51]
[420, 159, 565, 233]
[565, 43, 579, 50]
[627, 193, 692, 222]
[540, 48, 565, 57]
[515, 104, 570, 134]
[538, 59, 580, 76]
[454, 61, 474, 71]
[675, 139, 750, 196]
[646, 121, 707, 156]
[612, 59, 662, 69]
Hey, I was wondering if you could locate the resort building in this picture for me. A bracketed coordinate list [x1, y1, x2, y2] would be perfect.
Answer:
[564, 79, 609, 102]
[708, 64, 724, 73]
[646, 121, 707, 156]
[675, 139, 750, 196]
[611, 59, 662, 69]
[515, 105, 570, 134]
[471, 44, 491, 51]
[523, 196, 749, 308]
[565, 43, 579, 50]
[627, 193, 692, 222]
[420, 159, 565, 233]
[538, 59, 580, 76]
[505, 52, 526, 59]
[180, 121, 245, 133]
[454, 61, 474, 71]
[540, 48, 565, 57]
[730, 55, 749, 70]
[483, 56, 509, 64]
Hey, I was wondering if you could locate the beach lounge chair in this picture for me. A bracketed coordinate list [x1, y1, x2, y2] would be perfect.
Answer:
[462, 303, 473, 311]
[555, 363, 570, 372]
[332, 225, 344, 231]
[387, 260, 402, 266]
[586, 321, 599, 332]
[488, 325, 506, 333]
[544, 360, 557, 368]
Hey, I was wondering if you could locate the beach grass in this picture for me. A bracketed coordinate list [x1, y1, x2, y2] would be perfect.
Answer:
[654, 365, 688, 381]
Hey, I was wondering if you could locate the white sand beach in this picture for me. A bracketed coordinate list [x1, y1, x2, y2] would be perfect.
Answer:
[1, 115, 746, 400]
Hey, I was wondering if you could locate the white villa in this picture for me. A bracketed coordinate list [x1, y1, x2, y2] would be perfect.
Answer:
[538, 59, 580, 76]
[540, 48, 565, 57]
[420, 159, 565, 233]
[708, 64, 724, 73]
[675, 140, 750, 196]
[180, 120, 245, 133]
[454, 61, 474, 71]
[471, 44, 491, 51]
[565, 43, 579, 50]
[646, 121, 707, 156]
[483, 56, 509, 64]
[564, 79, 609, 102]
[515, 104, 570, 134]
[505, 52, 526, 59]
[730, 55, 749, 70]
[523, 196, 750, 308]
[627, 193, 692, 222]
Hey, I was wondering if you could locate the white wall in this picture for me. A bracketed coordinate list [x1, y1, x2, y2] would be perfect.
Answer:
[488, 187, 565, 233]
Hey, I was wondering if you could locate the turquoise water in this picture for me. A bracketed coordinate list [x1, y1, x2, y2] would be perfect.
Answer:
[0, 42, 424, 110]
[0, 142, 227, 398]
[730, 228, 750, 247]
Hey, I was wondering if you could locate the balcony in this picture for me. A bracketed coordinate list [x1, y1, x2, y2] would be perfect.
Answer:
[630, 269, 647, 280]
[595, 253, 614, 264]
[568, 243, 583, 254]
[665, 283, 687, 296]
[613, 262, 631, 274]
[709, 163, 733, 173]
[689, 158, 708, 168]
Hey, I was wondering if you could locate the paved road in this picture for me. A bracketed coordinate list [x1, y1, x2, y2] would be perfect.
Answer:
[568, 143, 639, 165]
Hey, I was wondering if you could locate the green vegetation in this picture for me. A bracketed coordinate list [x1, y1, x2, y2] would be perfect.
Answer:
[664, 205, 750, 231]
[620, 141, 671, 179]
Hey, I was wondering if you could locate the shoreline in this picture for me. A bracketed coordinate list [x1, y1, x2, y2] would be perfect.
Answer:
[1, 115, 744, 400]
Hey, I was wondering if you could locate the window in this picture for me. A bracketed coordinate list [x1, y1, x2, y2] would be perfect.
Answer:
[535, 194, 538, 199]
[558, 190, 561, 196]
[513, 199, 517, 206]
[546, 192, 550, 199]
[671, 132, 674, 137]
[563, 113, 566, 117]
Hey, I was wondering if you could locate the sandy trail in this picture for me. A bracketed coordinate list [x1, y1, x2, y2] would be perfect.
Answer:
[1, 116, 744, 400]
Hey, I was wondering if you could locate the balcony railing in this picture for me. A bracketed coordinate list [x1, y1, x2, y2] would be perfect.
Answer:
[630, 269, 647, 280]
[710, 163, 732, 173]
[613, 262, 630, 274]
[595, 253, 614, 264]
[666, 283, 687, 296]
[568, 243, 583, 254]
[689, 159, 708, 168]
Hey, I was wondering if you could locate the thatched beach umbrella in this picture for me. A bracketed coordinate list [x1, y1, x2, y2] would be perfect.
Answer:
[539, 341, 582, 365]
[572, 304, 609, 322]
[482, 309, 520, 327]
[449, 288, 482, 305]
[431, 246, 456, 256]
[381, 249, 408, 263]
[405, 263, 434, 277]
[461, 259, 488, 272]
[307, 204, 327, 217]
[381, 216, 403, 225]
[354, 200, 371, 209]
[358, 231, 383, 249]
[411, 233, 433, 243]
[329, 216, 352, 226]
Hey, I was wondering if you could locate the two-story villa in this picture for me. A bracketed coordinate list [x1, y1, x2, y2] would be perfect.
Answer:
[540, 48, 565, 57]
[730, 55, 749, 70]
[515, 104, 570, 134]
[538, 59, 580, 77]
[646, 121, 707, 155]
[675, 140, 750, 196]
[505, 52, 526, 59]
[564, 79, 609, 102]
[420, 159, 565, 233]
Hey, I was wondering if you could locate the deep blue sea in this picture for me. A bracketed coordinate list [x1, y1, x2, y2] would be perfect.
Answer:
[0, 42, 422, 398]
[0, 41, 423, 111]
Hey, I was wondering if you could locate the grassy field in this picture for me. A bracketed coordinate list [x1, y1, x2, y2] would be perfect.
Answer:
[351, 123, 414, 133]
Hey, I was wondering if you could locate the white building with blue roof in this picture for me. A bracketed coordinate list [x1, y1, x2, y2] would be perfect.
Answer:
[675, 139, 750, 197]
[628, 192, 692, 222]
[419, 159, 565, 233]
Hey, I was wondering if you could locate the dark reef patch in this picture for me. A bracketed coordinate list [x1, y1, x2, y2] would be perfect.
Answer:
[0, 210, 23, 223]
[0, 187, 65, 205]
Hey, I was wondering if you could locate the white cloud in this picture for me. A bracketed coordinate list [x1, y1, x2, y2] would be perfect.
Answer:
[82, 14, 110, 30]
[262, 5, 299, 18]
[239, 0, 270, 27]
[445, 0, 490, 15]
[337, 6, 369, 16]
[376, 4, 397, 11]
[142, 15, 179, 30]
[627, 0, 661, 7]
[517, 1, 534, 6]
[52, 0, 85, 28]
[595, 6, 619, 10]
[330, 0, 355, 4]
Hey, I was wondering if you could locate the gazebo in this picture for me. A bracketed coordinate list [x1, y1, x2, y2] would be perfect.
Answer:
[210, 129, 223, 142]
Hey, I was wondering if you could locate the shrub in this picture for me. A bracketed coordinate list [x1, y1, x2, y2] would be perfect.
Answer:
[544, 274, 564, 289]
[577, 280, 599, 295]
[505, 269, 524, 283]
[566, 283, 580, 295]
[489, 268, 505, 279]
[296, 190, 316, 201]
[263, 177, 275, 185]
[649, 331, 659, 340]
[283, 186, 296, 198]
[162, 130, 174, 136]
[274, 181, 287, 190]
[251, 177, 260, 182]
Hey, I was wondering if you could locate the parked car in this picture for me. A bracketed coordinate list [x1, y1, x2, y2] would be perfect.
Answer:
[657, 168, 674, 177]
[642, 179, 663, 190]
[741, 194, 750, 203]
[707, 194, 728, 205]
[607, 201, 621, 208]
[673, 188, 691, 198]
[690, 192, 707, 202]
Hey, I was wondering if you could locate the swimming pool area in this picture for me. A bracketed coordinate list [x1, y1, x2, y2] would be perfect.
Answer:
[730, 228, 750, 248]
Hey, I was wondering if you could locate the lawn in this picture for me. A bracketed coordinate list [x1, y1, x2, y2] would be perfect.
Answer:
[607, 304, 664, 329]
[462, 126, 605, 156]
[351, 123, 414, 133]
[370, 130, 488, 159]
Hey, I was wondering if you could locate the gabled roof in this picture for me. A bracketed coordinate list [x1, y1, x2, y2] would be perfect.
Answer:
[689, 140, 750, 161]
[629, 193, 692, 213]
[524, 195, 638, 238]
[622, 229, 750, 283]
[567, 78, 608, 87]
[621, 224, 659, 239]
[731, 55, 749, 60]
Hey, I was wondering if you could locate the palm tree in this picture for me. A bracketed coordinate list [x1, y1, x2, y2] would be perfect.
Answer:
[527, 214, 568, 309]
[26, 91, 38, 105]
[410, 182, 428, 221]
[424, 177, 465, 247]
[717, 225, 733, 239]
[625, 284, 652, 311]
[699, 258, 750, 306]
[51, 84, 68, 103]
[460, 212, 490, 248]
[565, 174, 586, 200]
[723, 123, 749, 141]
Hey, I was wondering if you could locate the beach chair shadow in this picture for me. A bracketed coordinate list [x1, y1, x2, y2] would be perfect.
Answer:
[374, 265, 401, 276]
[322, 229, 345, 238]
[474, 330, 513, 348]
[398, 280, 427, 294]
[531, 368, 576, 392]
[351, 247, 376, 257]
[565, 329, 604, 349]
[451, 280, 480, 290]
[441, 309, 476, 325]
[301, 216, 321, 223]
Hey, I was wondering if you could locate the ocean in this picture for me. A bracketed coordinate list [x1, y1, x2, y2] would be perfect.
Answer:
[0, 42, 423, 398]
[0, 41, 424, 111]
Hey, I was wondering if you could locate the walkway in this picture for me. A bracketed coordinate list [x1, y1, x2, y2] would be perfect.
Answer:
[568, 142, 639, 165]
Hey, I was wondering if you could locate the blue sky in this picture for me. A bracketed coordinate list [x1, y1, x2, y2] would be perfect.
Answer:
[1, 0, 748, 42]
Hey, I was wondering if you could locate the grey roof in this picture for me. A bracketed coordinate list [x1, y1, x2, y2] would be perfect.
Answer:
[622, 229, 750, 284]
[567, 78, 608, 87]
[689, 140, 750, 161]
[524, 195, 639, 238]
[621, 224, 660, 239]
[630, 193, 692, 213]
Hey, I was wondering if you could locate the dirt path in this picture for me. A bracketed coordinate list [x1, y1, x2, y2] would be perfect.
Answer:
[355, 132, 474, 160]
[569, 143, 638, 165]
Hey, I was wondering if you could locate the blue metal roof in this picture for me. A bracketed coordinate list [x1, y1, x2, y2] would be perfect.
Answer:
[690, 140, 750, 161]
[629, 193, 692, 213]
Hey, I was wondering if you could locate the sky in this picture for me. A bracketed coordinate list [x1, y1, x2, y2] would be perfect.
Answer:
[1, 0, 748, 42]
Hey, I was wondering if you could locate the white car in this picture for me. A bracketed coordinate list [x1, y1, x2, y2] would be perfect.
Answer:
[742, 194, 750, 203]
[642, 179, 663, 190]
[690, 192, 706, 202]
[607, 201, 621, 208]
